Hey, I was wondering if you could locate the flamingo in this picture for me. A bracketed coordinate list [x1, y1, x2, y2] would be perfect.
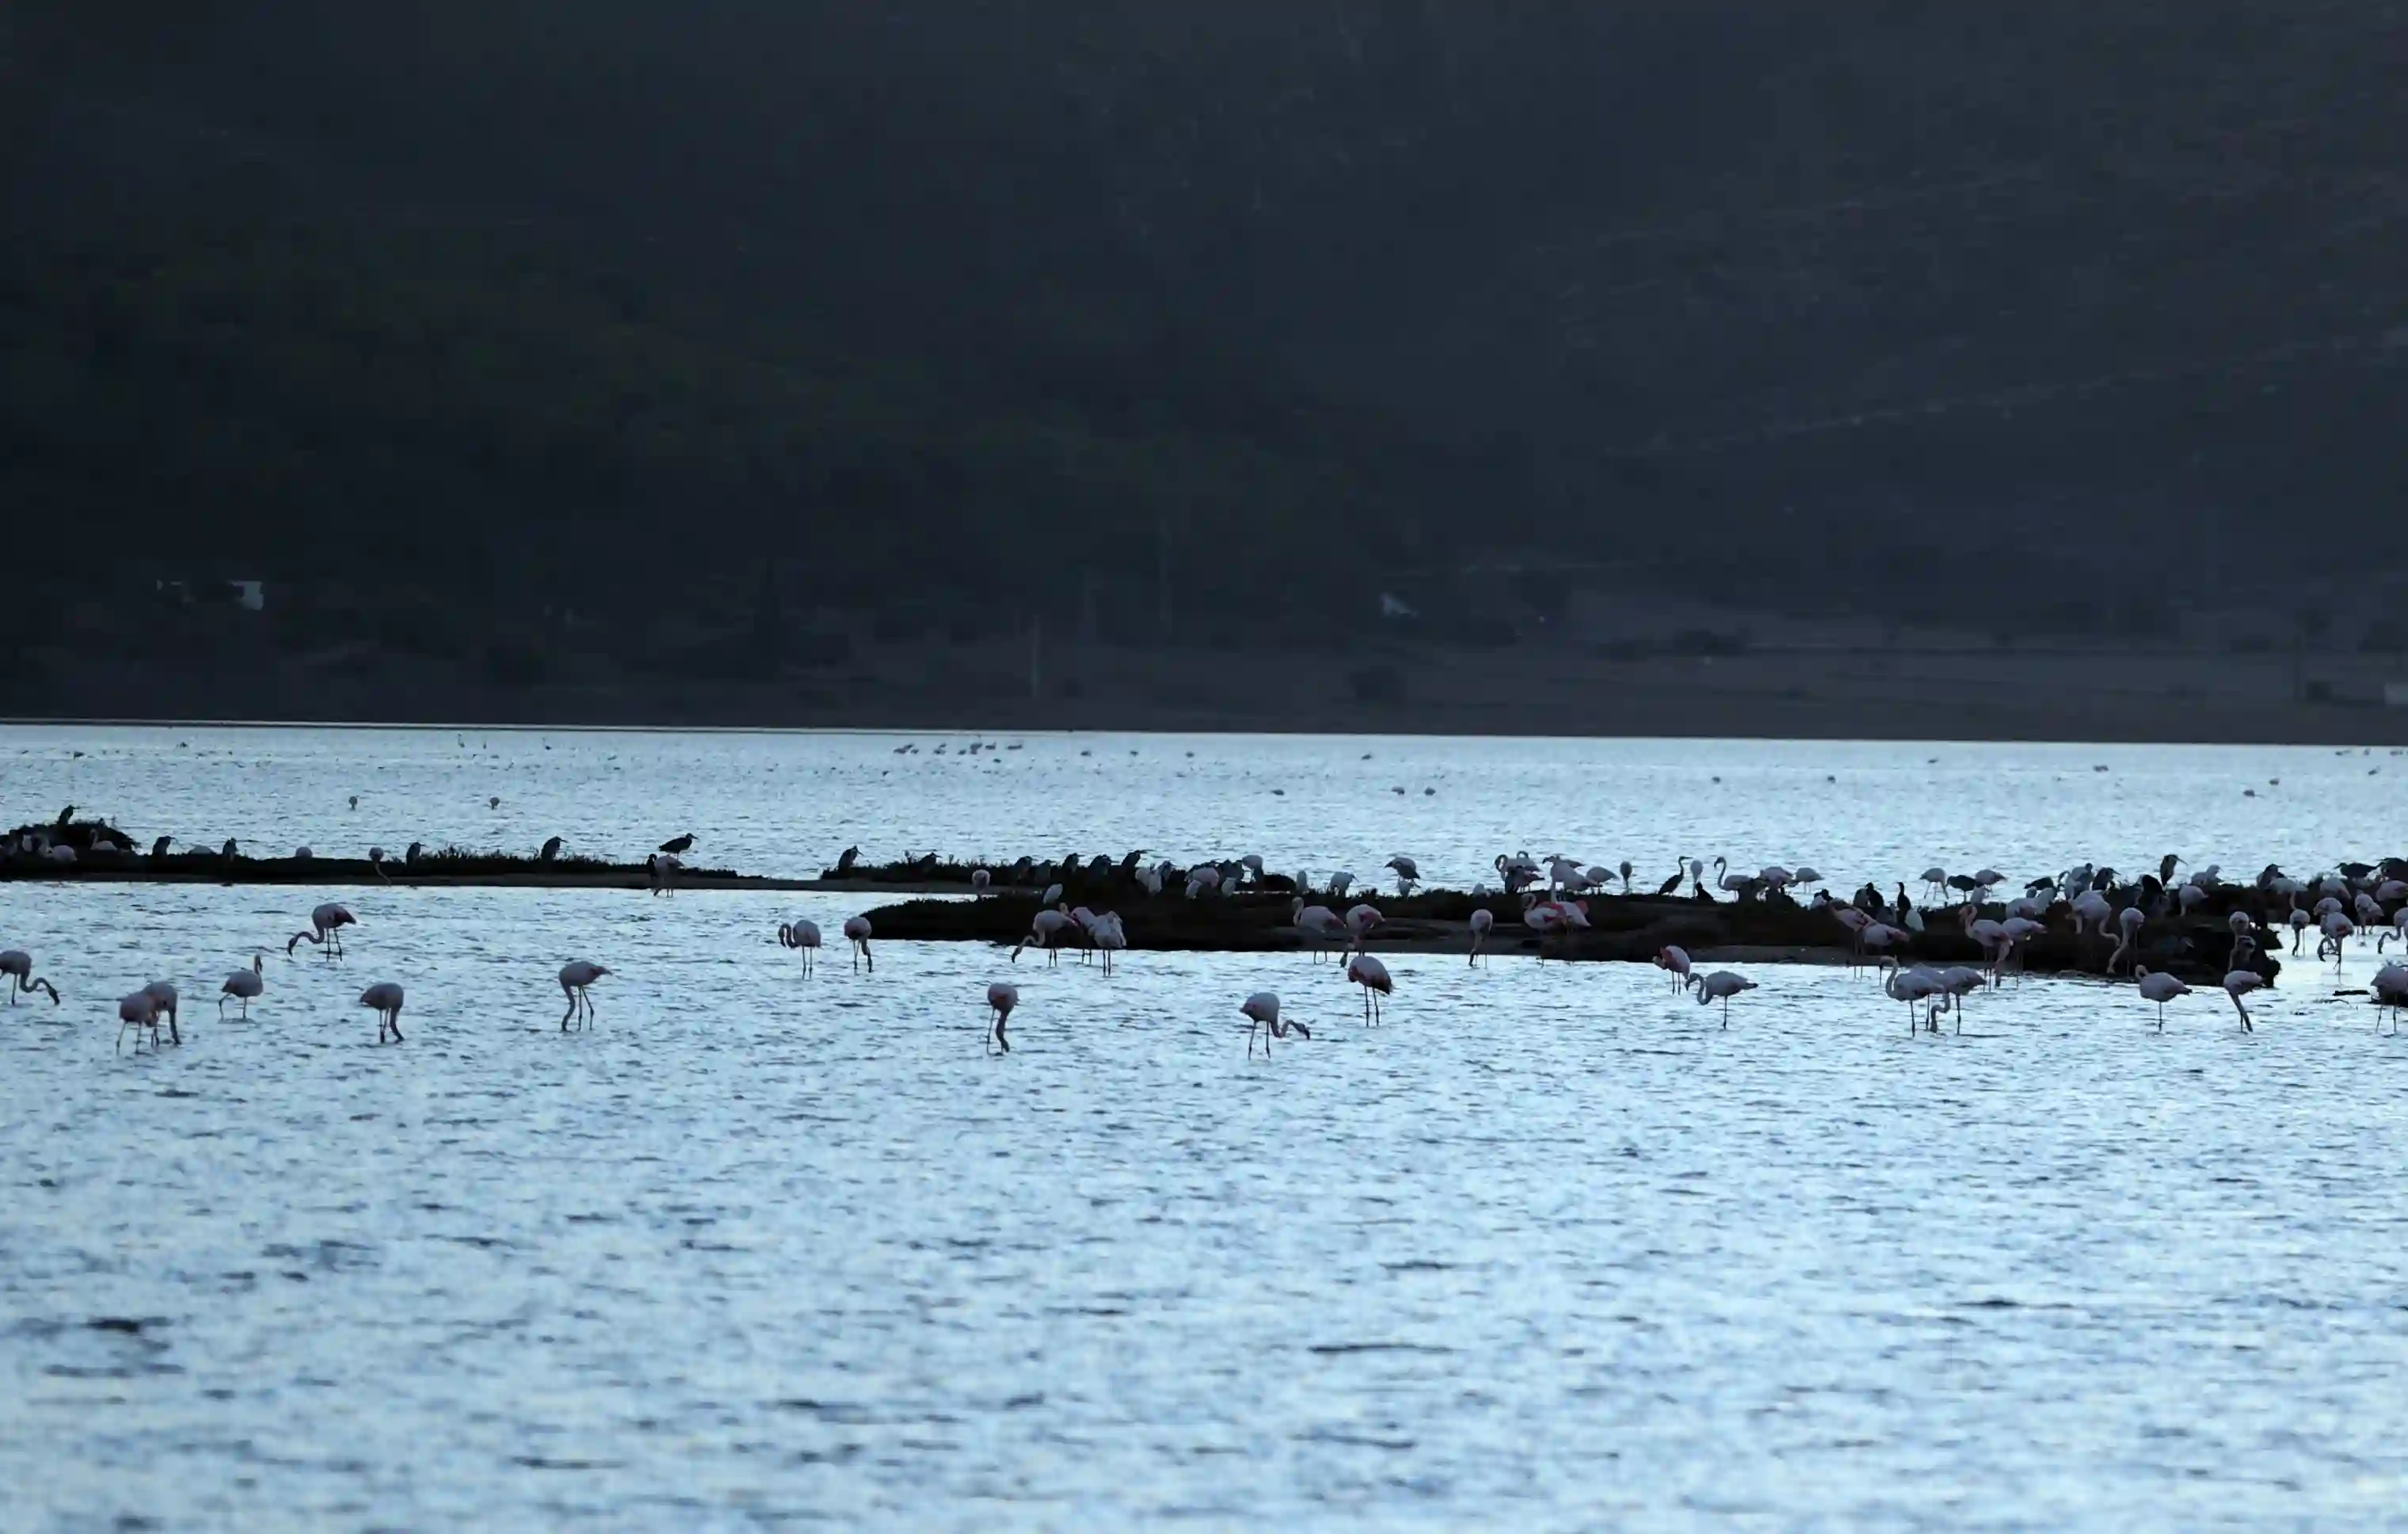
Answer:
[1092, 912, 1128, 975]
[1343, 903, 1383, 950]
[1014, 908, 1076, 967]
[1882, 963, 1945, 1032]
[143, 980, 180, 1044]
[844, 915, 874, 972]
[1655, 944, 1693, 992]
[2105, 906, 2146, 975]
[116, 990, 161, 1051]
[2222, 967, 2264, 1031]
[1711, 857, 1750, 899]
[778, 919, 822, 974]
[1997, 916, 2048, 984]
[1937, 966, 1987, 1028]
[2371, 961, 2408, 1034]
[558, 960, 609, 1030]
[0, 948, 59, 1005]
[985, 982, 1017, 1053]
[970, 868, 992, 891]
[360, 980, 406, 1042]
[218, 955, 264, 1017]
[2134, 967, 2190, 1031]
[1468, 907, 1495, 966]
[1241, 990, 1309, 1056]
[288, 902, 357, 959]
[1690, 969, 1758, 1025]
[1345, 953, 1393, 1025]
[2069, 889, 2113, 940]
[1290, 899, 1347, 964]
[1919, 866, 1948, 900]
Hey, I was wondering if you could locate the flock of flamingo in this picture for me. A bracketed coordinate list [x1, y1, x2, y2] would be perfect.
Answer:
[10, 841, 2408, 1055]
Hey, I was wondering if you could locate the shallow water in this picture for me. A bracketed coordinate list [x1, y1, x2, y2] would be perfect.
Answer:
[4, 727, 2406, 1528]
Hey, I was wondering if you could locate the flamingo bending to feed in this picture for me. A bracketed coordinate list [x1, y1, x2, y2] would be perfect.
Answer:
[0, 948, 59, 1005]
[288, 902, 358, 959]
[844, 915, 874, 971]
[1882, 963, 1945, 1032]
[558, 960, 609, 1030]
[143, 981, 180, 1042]
[116, 990, 162, 1051]
[1015, 908, 1076, 966]
[2222, 967, 2264, 1032]
[2134, 967, 2190, 1031]
[778, 919, 821, 974]
[1690, 969, 1758, 1025]
[985, 982, 1017, 1053]
[360, 981, 406, 1042]
[1345, 953, 1393, 1025]
[218, 955, 264, 1017]
[1241, 990, 1309, 1056]
[1468, 907, 1495, 966]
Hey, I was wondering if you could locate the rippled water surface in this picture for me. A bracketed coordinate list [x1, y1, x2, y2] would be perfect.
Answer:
[4, 726, 2407, 1528]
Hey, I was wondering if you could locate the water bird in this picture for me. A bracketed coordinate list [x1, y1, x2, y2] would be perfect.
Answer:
[2222, 967, 2265, 1031]
[558, 960, 609, 1029]
[1385, 854, 1420, 895]
[218, 956, 264, 1017]
[985, 982, 1017, 1053]
[658, 833, 696, 856]
[1, 949, 59, 1005]
[1241, 990, 1309, 1056]
[360, 981, 406, 1042]
[778, 919, 822, 973]
[1345, 953, 1393, 1025]
[142, 980, 181, 1044]
[1882, 963, 1945, 1032]
[844, 915, 874, 971]
[540, 836, 563, 862]
[288, 902, 358, 959]
[1690, 969, 1758, 1025]
[1655, 945, 1693, 990]
[116, 990, 162, 1051]
[2134, 967, 2189, 1030]
[1291, 899, 1347, 963]
[1468, 907, 1495, 965]
[2372, 962, 2408, 1033]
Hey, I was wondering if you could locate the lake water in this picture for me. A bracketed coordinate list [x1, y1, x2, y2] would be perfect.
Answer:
[3, 725, 2406, 1528]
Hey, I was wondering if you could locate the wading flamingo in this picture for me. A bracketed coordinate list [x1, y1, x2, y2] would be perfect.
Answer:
[218, 955, 264, 1017]
[558, 960, 609, 1029]
[360, 981, 406, 1042]
[844, 915, 874, 971]
[1241, 990, 1309, 1056]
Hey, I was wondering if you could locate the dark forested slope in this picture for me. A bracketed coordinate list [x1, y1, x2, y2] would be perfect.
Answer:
[5, 2, 2404, 652]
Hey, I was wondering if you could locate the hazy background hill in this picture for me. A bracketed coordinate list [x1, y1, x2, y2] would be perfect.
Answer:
[5, 2, 2406, 729]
